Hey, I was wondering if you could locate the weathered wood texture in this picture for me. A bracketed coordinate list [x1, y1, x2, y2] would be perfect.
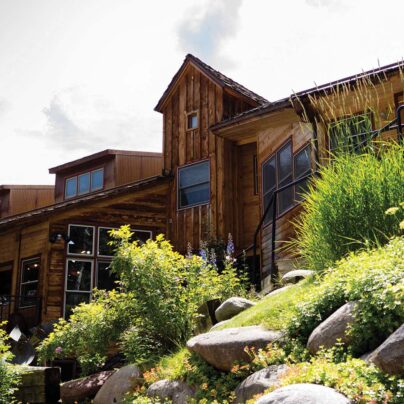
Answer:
[0, 187, 54, 218]
[162, 64, 249, 252]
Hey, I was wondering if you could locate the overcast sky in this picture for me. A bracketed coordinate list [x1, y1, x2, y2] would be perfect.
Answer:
[0, 0, 403, 184]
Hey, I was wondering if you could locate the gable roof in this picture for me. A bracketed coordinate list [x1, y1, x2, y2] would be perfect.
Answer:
[49, 149, 162, 174]
[155, 54, 268, 112]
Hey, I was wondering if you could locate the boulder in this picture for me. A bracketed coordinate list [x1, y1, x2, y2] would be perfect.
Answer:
[94, 365, 142, 404]
[210, 319, 231, 331]
[147, 379, 195, 404]
[307, 302, 357, 354]
[61, 370, 115, 403]
[234, 364, 289, 403]
[256, 383, 350, 404]
[368, 324, 404, 375]
[215, 297, 256, 322]
[186, 326, 283, 371]
[264, 285, 292, 297]
[281, 270, 314, 285]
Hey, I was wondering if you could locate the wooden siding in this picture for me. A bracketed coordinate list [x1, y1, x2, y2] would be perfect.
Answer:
[115, 154, 162, 186]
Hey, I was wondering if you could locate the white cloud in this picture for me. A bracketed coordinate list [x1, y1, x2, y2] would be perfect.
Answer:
[177, 0, 243, 67]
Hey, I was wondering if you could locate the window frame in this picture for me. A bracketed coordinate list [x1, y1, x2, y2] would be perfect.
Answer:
[19, 257, 41, 308]
[97, 226, 116, 258]
[64, 167, 105, 200]
[186, 111, 199, 131]
[67, 224, 95, 257]
[177, 159, 210, 211]
[293, 144, 312, 203]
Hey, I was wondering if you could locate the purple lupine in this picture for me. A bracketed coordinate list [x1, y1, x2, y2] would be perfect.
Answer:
[186, 242, 193, 258]
[209, 248, 217, 267]
[199, 241, 208, 261]
[55, 347, 62, 354]
[226, 233, 235, 257]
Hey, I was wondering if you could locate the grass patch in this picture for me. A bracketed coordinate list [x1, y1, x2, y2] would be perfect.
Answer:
[217, 279, 316, 331]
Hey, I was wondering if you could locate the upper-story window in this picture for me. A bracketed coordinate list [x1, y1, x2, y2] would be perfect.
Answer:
[262, 141, 311, 224]
[178, 160, 210, 209]
[328, 113, 372, 153]
[187, 112, 198, 130]
[65, 168, 104, 199]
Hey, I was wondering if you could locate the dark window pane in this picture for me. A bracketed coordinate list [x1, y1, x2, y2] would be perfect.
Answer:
[20, 283, 38, 307]
[278, 142, 292, 182]
[131, 230, 152, 244]
[295, 146, 311, 202]
[91, 169, 104, 191]
[78, 173, 90, 194]
[21, 261, 40, 283]
[180, 183, 210, 208]
[263, 191, 275, 225]
[262, 157, 276, 193]
[0, 266, 12, 296]
[65, 177, 77, 198]
[66, 260, 92, 291]
[278, 175, 294, 214]
[65, 292, 90, 318]
[98, 228, 115, 256]
[68, 225, 94, 255]
[179, 161, 209, 188]
[97, 262, 117, 290]
[187, 113, 198, 129]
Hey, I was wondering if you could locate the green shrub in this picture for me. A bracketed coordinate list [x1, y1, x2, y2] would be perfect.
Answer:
[0, 323, 21, 403]
[37, 290, 134, 375]
[111, 228, 248, 364]
[292, 143, 404, 271]
[288, 237, 404, 355]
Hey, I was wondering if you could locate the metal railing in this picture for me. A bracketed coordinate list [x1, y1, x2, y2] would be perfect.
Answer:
[0, 295, 42, 330]
[252, 106, 404, 288]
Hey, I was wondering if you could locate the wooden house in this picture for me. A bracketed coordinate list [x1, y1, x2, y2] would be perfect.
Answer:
[0, 55, 403, 328]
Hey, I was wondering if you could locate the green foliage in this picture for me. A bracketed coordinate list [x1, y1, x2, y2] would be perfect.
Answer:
[292, 143, 404, 271]
[275, 352, 403, 404]
[288, 237, 404, 355]
[37, 290, 134, 375]
[0, 323, 21, 403]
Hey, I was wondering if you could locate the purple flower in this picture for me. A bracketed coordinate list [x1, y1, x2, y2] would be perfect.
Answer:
[55, 346, 62, 354]
[226, 233, 235, 257]
[199, 241, 208, 261]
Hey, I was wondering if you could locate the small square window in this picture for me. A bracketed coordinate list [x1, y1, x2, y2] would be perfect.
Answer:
[187, 112, 198, 130]
[68, 225, 94, 255]
[91, 169, 104, 191]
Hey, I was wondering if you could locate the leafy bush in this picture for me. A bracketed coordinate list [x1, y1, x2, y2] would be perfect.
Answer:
[288, 237, 404, 355]
[0, 323, 21, 403]
[37, 290, 134, 375]
[111, 228, 248, 364]
[292, 143, 404, 271]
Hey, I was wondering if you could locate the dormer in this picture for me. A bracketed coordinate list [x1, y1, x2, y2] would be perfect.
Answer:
[49, 149, 163, 203]
[0, 185, 55, 218]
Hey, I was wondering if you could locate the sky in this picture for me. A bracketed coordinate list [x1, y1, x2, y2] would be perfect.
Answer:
[0, 0, 403, 184]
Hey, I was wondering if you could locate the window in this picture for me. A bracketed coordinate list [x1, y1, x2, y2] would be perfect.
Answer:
[64, 168, 104, 199]
[294, 146, 312, 202]
[0, 263, 12, 298]
[262, 141, 311, 224]
[64, 224, 152, 317]
[328, 113, 372, 153]
[20, 258, 40, 308]
[187, 112, 198, 130]
[178, 160, 210, 209]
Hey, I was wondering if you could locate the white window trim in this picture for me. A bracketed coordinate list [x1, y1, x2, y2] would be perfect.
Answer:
[97, 227, 116, 258]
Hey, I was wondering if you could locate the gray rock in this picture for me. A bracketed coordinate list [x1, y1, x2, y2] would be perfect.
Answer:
[94, 365, 142, 404]
[368, 324, 404, 375]
[281, 270, 314, 284]
[215, 297, 256, 322]
[61, 370, 115, 403]
[307, 302, 357, 354]
[186, 326, 283, 371]
[147, 379, 195, 404]
[256, 383, 350, 404]
[264, 286, 292, 297]
[234, 364, 289, 403]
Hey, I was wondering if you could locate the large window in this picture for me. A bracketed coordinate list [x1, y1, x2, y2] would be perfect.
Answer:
[328, 113, 372, 153]
[65, 168, 104, 199]
[262, 142, 311, 224]
[19, 258, 40, 308]
[178, 160, 210, 209]
[64, 224, 152, 317]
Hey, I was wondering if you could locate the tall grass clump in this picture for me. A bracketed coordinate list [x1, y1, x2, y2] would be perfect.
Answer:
[292, 142, 404, 271]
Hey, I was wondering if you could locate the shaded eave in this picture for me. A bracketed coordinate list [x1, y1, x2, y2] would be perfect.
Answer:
[0, 175, 169, 232]
[154, 54, 268, 113]
[49, 149, 162, 174]
[0, 185, 54, 191]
